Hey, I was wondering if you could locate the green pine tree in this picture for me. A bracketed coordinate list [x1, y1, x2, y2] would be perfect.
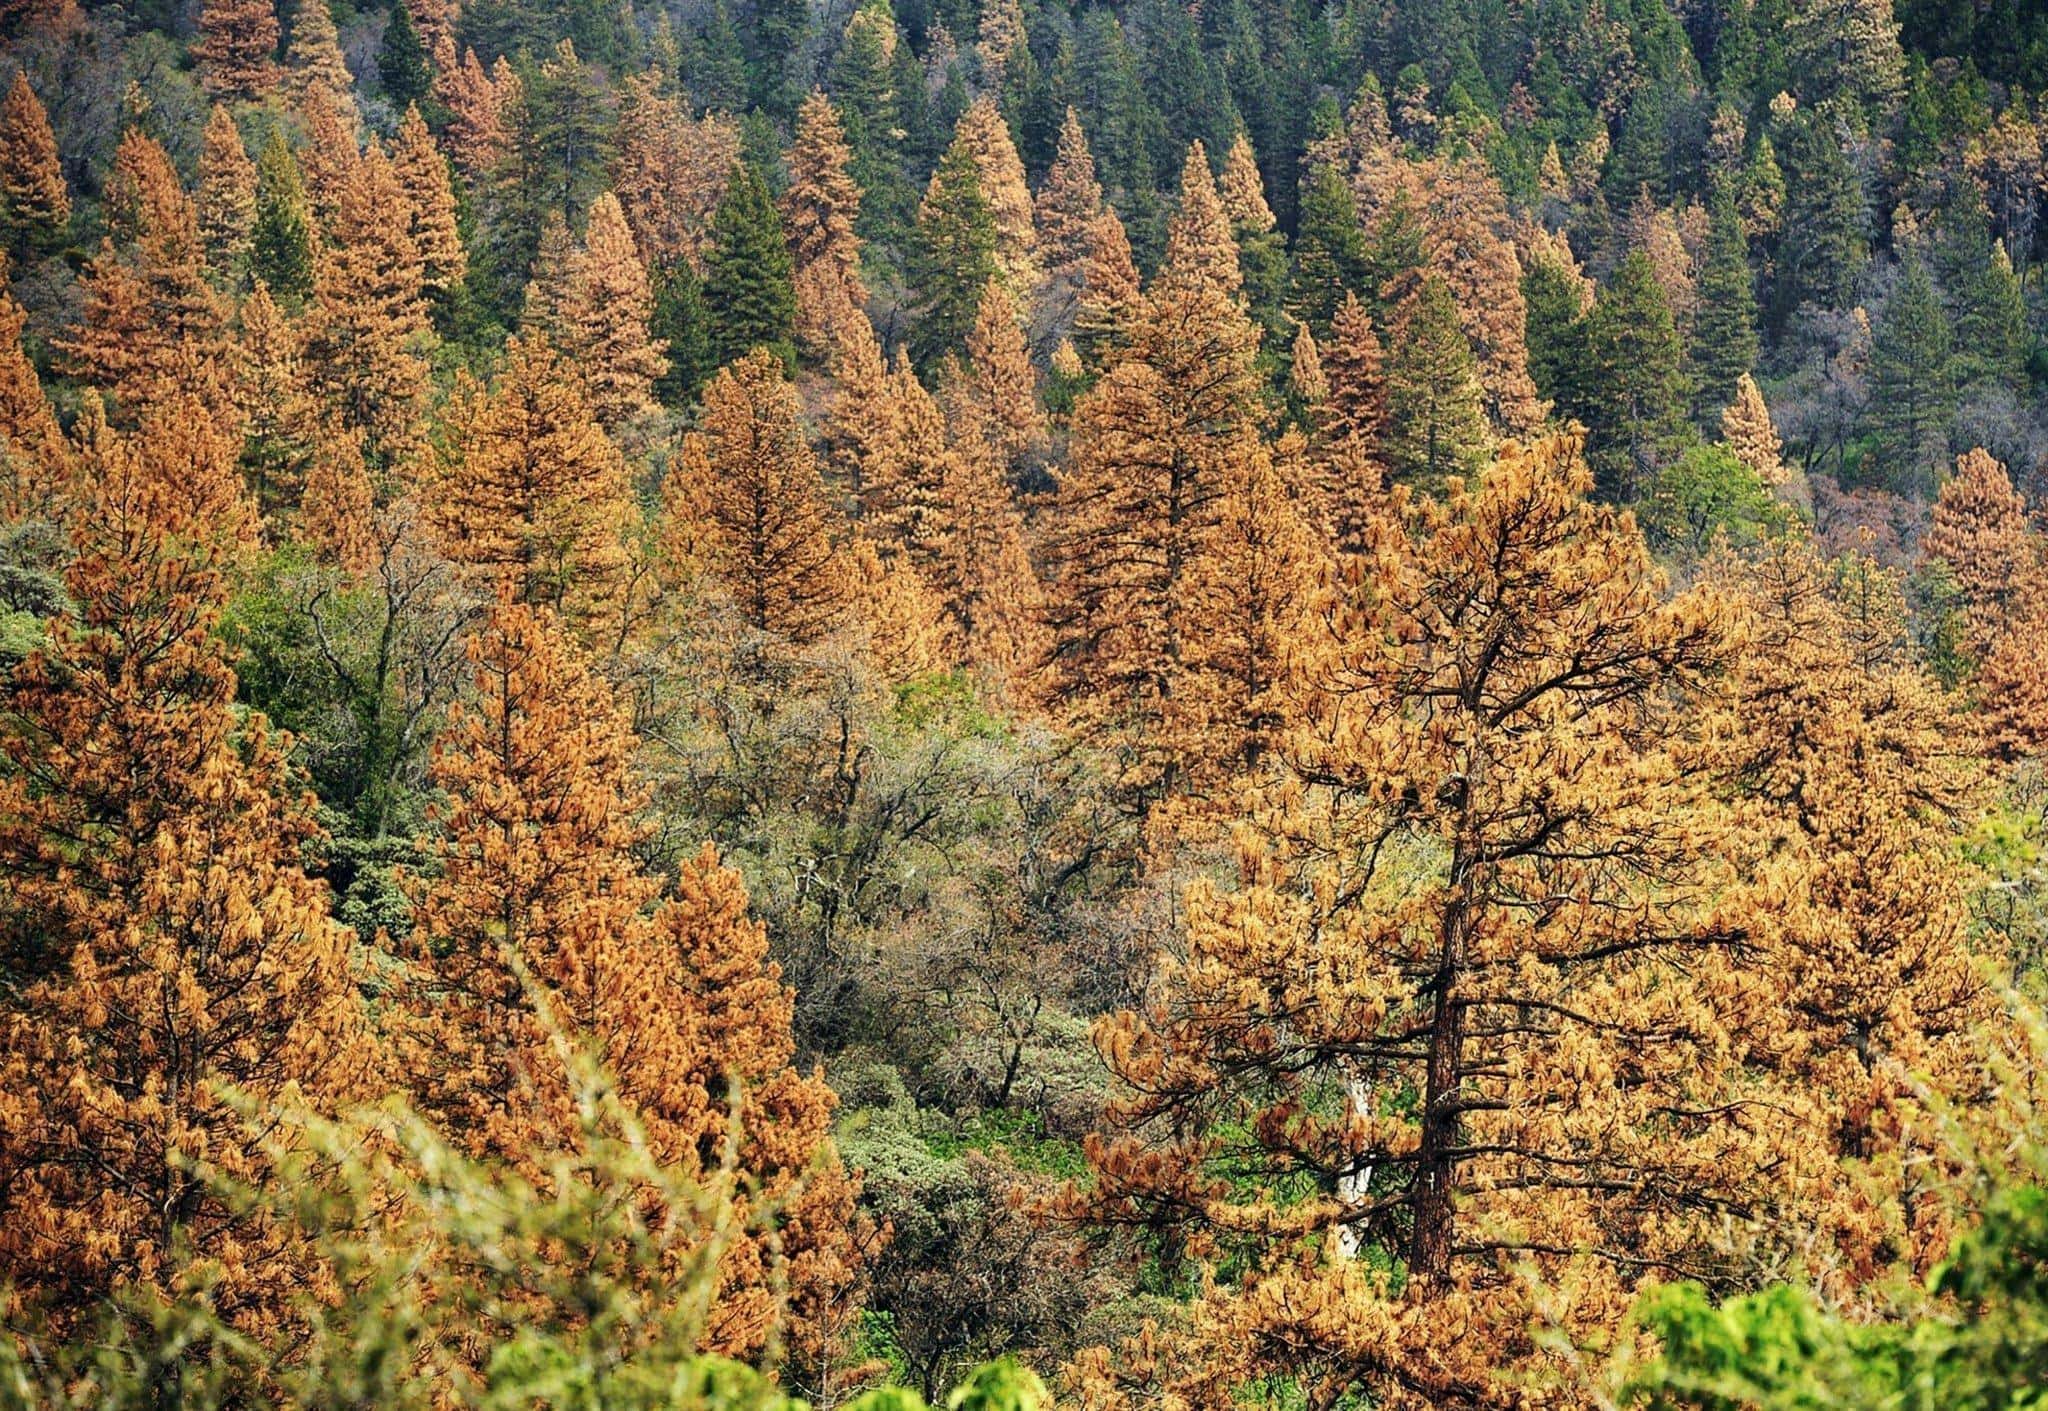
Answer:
[906, 141, 999, 369]
[1521, 252, 1588, 410]
[1384, 274, 1491, 486]
[703, 161, 797, 371]
[1289, 160, 1368, 336]
[1690, 190, 1760, 424]
[1869, 252, 1956, 495]
[652, 259, 714, 407]
[250, 131, 315, 306]
[1771, 108, 1868, 328]
[379, 0, 432, 115]
[1579, 251, 1690, 502]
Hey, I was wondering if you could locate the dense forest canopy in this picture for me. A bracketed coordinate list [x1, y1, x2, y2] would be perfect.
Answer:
[7, 0, 2048, 1405]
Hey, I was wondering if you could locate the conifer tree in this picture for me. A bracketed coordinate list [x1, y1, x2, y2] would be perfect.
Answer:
[1041, 144, 1264, 811]
[611, 72, 742, 271]
[250, 130, 315, 304]
[1951, 241, 2028, 393]
[303, 140, 431, 463]
[1218, 132, 1286, 337]
[1577, 250, 1690, 501]
[1306, 291, 1390, 547]
[909, 142, 1002, 368]
[426, 334, 635, 626]
[825, 0, 904, 239]
[286, 0, 355, 111]
[195, 0, 280, 100]
[553, 191, 666, 429]
[782, 91, 869, 356]
[1381, 273, 1489, 486]
[392, 103, 465, 305]
[1691, 189, 1760, 422]
[1068, 434, 1766, 1408]
[0, 408, 366, 1338]
[1869, 253, 1955, 496]
[377, 0, 430, 113]
[0, 273, 68, 520]
[197, 105, 256, 282]
[1034, 108, 1104, 296]
[443, 47, 510, 178]
[1920, 446, 2039, 661]
[955, 277, 1041, 480]
[399, 600, 862, 1367]
[946, 95, 1039, 299]
[232, 280, 322, 518]
[0, 72, 67, 255]
[1072, 206, 1142, 366]
[703, 162, 797, 370]
[59, 130, 227, 415]
[1721, 373, 1794, 494]
[662, 348, 850, 645]
[1290, 159, 1368, 336]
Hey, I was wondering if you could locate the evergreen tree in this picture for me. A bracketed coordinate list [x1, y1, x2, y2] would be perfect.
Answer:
[1868, 253, 1955, 496]
[250, 131, 315, 305]
[195, 0, 280, 101]
[0, 73, 67, 256]
[1290, 159, 1368, 337]
[1691, 190, 1761, 423]
[651, 259, 714, 406]
[1382, 274, 1490, 486]
[377, 0, 432, 113]
[782, 92, 870, 357]
[703, 162, 796, 371]
[908, 142, 1000, 369]
[1577, 252, 1690, 503]
[552, 191, 666, 429]
[196, 105, 256, 283]
[1771, 108, 1868, 327]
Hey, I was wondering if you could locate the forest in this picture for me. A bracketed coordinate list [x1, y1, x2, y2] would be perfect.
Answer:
[4, 0, 2048, 1404]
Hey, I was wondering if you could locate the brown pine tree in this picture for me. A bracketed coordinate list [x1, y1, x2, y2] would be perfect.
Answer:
[1034, 106, 1104, 332]
[197, 104, 256, 279]
[1040, 143, 1263, 811]
[1921, 446, 2040, 660]
[58, 129, 227, 415]
[441, 47, 510, 179]
[552, 191, 666, 429]
[398, 599, 864, 1368]
[392, 103, 466, 301]
[285, 0, 355, 112]
[610, 70, 740, 270]
[0, 409, 366, 1339]
[231, 280, 323, 517]
[1072, 205, 1141, 365]
[783, 91, 869, 355]
[0, 71, 68, 249]
[954, 276, 1041, 479]
[303, 138, 431, 461]
[195, 0, 280, 100]
[1216, 131, 1276, 236]
[0, 268, 67, 520]
[425, 334, 635, 626]
[661, 348, 851, 645]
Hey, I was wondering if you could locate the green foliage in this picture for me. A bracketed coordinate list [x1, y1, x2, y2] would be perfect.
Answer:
[1641, 443, 1786, 556]
[1289, 161, 1367, 336]
[1869, 254, 1956, 495]
[704, 163, 797, 373]
[377, 1, 431, 114]
[907, 143, 999, 369]
[251, 132, 314, 306]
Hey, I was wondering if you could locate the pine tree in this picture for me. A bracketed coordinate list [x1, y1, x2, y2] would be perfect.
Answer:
[399, 599, 863, 1367]
[662, 348, 850, 645]
[250, 130, 315, 304]
[286, 0, 355, 111]
[1785, 0, 1907, 123]
[1869, 253, 1955, 496]
[59, 130, 227, 416]
[1951, 241, 2028, 393]
[1218, 132, 1286, 337]
[443, 47, 510, 178]
[303, 139, 431, 463]
[0, 409, 366, 1339]
[1290, 159, 1368, 336]
[1040, 143, 1264, 811]
[0, 72, 67, 254]
[1072, 206, 1142, 366]
[232, 280, 322, 518]
[0, 273, 68, 520]
[196, 0, 279, 100]
[651, 258, 714, 407]
[1721, 374, 1794, 494]
[426, 334, 635, 626]
[377, 0, 431, 113]
[1920, 445, 2038, 661]
[908, 141, 1000, 368]
[197, 104, 257, 282]
[1068, 434, 1767, 1408]
[782, 92, 870, 357]
[1691, 189, 1760, 422]
[610, 71, 742, 271]
[1382, 273, 1490, 486]
[826, 0, 904, 241]
[946, 95, 1039, 300]
[703, 162, 796, 371]
[1034, 108, 1104, 297]
[391, 103, 465, 305]
[553, 191, 666, 429]
[955, 277, 1041, 481]
[1577, 251, 1690, 502]
[1772, 108, 1867, 326]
